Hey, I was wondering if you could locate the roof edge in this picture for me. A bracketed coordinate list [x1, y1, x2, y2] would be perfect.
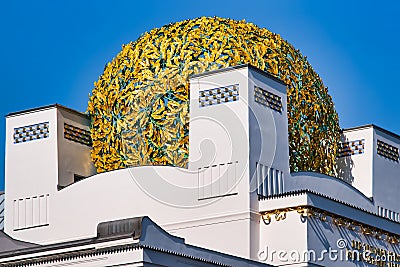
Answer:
[6, 104, 89, 119]
[258, 189, 400, 225]
[343, 124, 400, 141]
[189, 63, 287, 86]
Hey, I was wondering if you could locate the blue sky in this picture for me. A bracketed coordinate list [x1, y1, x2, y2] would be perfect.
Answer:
[0, 1, 399, 190]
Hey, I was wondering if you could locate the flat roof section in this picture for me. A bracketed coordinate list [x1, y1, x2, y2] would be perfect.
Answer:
[6, 104, 89, 119]
[343, 124, 400, 141]
[189, 63, 288, 86]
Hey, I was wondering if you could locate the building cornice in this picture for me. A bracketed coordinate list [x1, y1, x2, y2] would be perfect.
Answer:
[0, 242, 237, 267]
[189, 63, 288, 86]
[5, 104, 89, 119]
[343, 124, 400, 141]
[259, 189, 399, 225]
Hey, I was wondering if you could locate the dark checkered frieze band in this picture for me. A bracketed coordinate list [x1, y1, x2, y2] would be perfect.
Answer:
[64, 123, 92, 147]
[254, 86, 282, 112]
[377, 140, 399, 162]
[338, 139, 365, 158]
[199, 84, 239, 107]
[14, 122, 49, 144]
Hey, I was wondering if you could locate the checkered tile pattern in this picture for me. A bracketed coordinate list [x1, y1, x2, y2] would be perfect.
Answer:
[199, 84, 239, 107]
[64, 123, 92, 147]
[377, 140, 399, 162]
[14, 122, 49, 144]
[254, 86, 282, 112]
[338, 139, 365, 158]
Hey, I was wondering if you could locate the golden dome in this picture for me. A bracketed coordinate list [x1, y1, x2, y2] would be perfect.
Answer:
[88, 17, 340, 175]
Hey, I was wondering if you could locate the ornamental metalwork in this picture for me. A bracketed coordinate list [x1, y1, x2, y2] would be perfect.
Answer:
[261, 206, 400, 244]
[377, 140, 399, 162]
[199, 84, 239, 107]
[64, 123, 92, 147]
[254, 86, 282, 112]
[14, 122, 49, 144]
[87, 17, 340, 174]
[337, 139, 365, 158]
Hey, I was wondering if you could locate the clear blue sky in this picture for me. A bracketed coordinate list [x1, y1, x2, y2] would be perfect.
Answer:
[0, 1, 399, 190]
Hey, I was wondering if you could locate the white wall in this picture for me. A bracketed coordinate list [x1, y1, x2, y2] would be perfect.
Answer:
[4, 66, 400, 266]
[57, 108, 96, 188]
[189, 67, 250, 202]
[336, 126, 374, 197]
[4, 66, 290, 262]
[336, 125, 400, 214]
[259, 210, 308, 266]
[247, 68, 289, 218]
[372, 127, 400, 214]
[5, 107, 58, 233]
[4, 105, 95, 237]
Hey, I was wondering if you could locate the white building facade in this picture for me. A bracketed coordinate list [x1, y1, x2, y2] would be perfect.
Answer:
[1, 65, 399, 266]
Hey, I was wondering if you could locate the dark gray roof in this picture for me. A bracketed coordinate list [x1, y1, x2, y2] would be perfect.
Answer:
[0, 217, 274, 267]
[0, 231, 37, 254]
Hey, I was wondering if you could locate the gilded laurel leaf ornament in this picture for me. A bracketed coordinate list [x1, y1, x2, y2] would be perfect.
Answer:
[87, 16, 340, 175]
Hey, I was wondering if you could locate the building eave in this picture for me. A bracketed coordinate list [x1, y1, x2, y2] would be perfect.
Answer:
[5, 104, 89, 119]
[259, 190, 400, 232]
[189, 63, 288, 86]
[343, 124, 400, 140]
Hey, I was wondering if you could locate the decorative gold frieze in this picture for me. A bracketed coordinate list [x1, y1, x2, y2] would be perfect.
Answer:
[260, 206, 400, 245]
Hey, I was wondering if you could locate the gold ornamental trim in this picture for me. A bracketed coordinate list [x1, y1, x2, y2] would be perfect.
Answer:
[261, 206, 400, 245]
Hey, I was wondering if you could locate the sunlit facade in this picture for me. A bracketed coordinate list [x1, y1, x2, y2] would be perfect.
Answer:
[0, 65, 399, 266]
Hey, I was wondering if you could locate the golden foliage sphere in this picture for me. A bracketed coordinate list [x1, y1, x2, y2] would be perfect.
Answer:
[88, 17, 340, 175]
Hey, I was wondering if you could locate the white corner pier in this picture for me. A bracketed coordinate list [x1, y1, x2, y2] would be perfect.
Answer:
[4, 65, 400, 266]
